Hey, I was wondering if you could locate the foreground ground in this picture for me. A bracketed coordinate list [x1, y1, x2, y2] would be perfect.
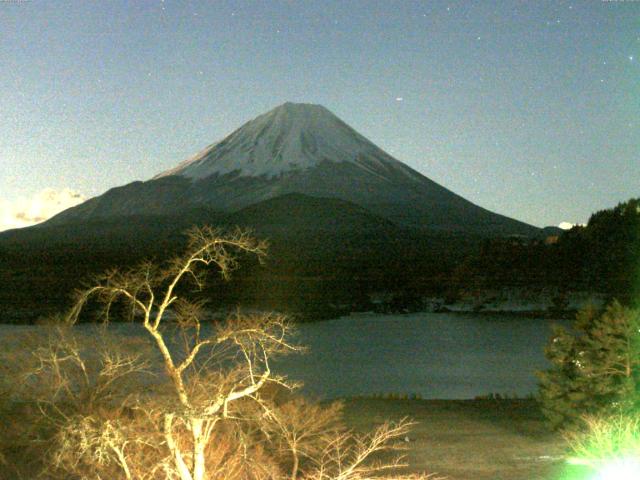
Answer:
[342, 398, 591, 480]
[1, 397, 594, 479]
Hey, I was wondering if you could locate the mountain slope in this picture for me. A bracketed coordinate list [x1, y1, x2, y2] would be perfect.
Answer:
[224, 192, 398, 235]
[44, 102, 537, 236]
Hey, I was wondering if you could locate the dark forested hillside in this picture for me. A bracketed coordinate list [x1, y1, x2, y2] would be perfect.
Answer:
[450, 198, 640, 305]
[0, 198, 477, 323]
[2, 197, 637, 323]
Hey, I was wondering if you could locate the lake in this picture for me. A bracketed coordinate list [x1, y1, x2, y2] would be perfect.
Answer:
[274, 312, 564, 399]
[0, 312, 565, 400]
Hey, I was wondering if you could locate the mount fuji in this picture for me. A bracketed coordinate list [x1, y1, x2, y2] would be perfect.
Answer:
[0, 103, 544, 321]
[45, 102, 536, 235]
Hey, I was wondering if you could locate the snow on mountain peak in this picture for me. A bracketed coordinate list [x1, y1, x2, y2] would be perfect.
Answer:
[156, 102, 403, 180]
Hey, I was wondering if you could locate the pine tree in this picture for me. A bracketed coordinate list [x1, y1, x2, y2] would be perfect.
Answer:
[537, 301, 640, 430]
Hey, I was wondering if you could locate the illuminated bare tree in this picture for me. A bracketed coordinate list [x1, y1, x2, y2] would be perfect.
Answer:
[63, 226, 305, 480]
[262, 398, 345, 480]
[10, 226, 441, 480]
[1, 322, 157, 479]
[262, 400, 443, 480]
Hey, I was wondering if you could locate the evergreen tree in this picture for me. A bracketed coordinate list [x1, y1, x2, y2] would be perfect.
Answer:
[537, 301, 640, 429]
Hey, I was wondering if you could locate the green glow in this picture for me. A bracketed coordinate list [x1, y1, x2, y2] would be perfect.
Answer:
[565, 456, 640, 480]
[596, 458, 640, 480]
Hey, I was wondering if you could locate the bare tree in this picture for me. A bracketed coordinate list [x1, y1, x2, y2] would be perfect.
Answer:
[308, 418, 449, 480]
[262, 398, 345, 480]
[11, 226, 441, 480]
[62, 226, 305, 480]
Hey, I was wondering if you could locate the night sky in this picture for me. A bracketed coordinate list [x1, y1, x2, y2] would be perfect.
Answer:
[1, 0, 638, 231]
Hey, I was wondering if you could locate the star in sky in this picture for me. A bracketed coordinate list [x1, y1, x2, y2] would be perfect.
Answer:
[1, 0, 638, 229]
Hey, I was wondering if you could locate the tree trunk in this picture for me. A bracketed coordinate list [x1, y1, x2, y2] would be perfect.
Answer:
[164, 414, 194, 480]
[291, 446, 299, 480]
[112, 446, 132, 480]
[192, 418, 206, 480]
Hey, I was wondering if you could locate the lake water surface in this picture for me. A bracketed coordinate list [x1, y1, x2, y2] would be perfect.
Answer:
[1, 312, 565, 400]
[274, 312, 564, 399]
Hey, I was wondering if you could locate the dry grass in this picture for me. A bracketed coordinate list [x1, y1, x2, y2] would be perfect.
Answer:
[3, 396, 600, 480]
[341, 398, 573, 480]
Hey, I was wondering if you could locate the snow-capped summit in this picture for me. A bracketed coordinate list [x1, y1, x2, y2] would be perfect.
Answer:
[156, 102, 411, 180]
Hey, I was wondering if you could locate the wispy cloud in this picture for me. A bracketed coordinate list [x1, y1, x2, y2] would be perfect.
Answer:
[0, 188, 86, 232]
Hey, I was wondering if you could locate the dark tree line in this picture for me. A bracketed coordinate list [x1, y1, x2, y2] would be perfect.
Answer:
[449, 198, 640, 306]
[1, 198, 637, 323]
